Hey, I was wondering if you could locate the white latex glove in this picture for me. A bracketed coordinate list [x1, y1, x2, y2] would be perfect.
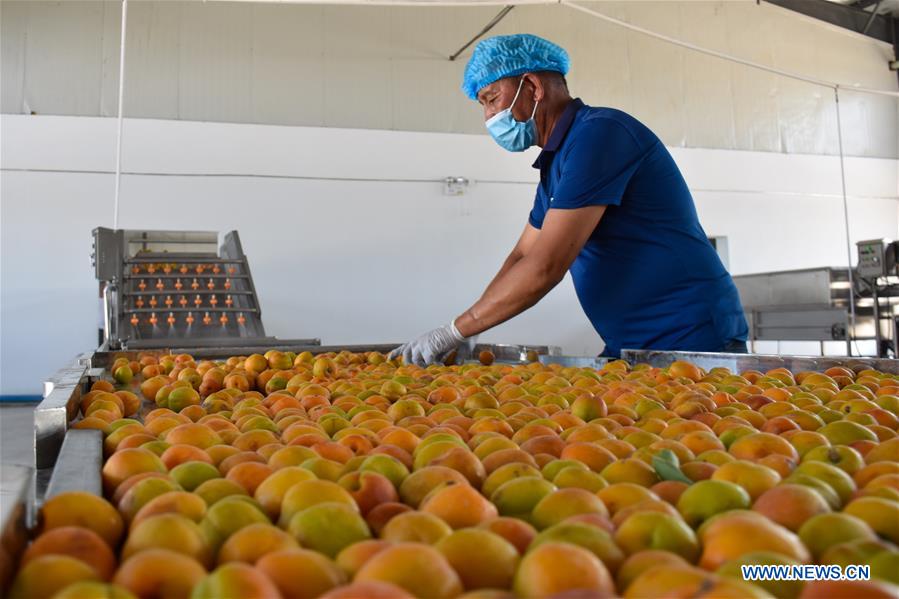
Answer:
[389, 321, 475, 367]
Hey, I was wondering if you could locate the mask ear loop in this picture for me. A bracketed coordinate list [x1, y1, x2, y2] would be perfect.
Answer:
[511, 76, 539, 120]
[509, 76, 526, 110]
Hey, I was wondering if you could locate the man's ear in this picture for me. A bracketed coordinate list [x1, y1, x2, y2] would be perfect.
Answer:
[523, 72, 545, 102]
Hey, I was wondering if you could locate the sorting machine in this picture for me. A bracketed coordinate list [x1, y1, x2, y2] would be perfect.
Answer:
[733, 239, 899, 358]
[92, 227, 319, 350]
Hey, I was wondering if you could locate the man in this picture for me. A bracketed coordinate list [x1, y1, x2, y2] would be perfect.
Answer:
[391, 34, 748, 366]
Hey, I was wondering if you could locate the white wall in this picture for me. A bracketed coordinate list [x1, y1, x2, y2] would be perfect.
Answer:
[2, 0, 897, 157]
[2, 114, 897, 395]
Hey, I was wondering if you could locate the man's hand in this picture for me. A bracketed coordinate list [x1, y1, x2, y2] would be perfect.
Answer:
[388, 322, 469, 367]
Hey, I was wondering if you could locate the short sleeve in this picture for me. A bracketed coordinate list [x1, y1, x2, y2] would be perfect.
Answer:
[528, 188, 547, 229]
[551, 118, 647, 210]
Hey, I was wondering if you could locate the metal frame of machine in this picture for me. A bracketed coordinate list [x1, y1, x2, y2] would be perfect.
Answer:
[732, 239, 899, 358]
[92, 227, 321, 350]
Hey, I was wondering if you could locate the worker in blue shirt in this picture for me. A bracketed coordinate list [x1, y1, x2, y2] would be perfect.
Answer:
[391, 34, 748, 366]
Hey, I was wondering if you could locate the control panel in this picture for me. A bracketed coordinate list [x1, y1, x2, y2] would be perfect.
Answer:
[857, 239, 894, 279]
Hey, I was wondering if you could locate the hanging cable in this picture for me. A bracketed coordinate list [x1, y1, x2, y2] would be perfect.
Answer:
[113, 0, 128, 230]
[834, 86, 859, 357]
[562, 1, 899, 99]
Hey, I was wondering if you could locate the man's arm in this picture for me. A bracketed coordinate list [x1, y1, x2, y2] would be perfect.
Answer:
[454, 205, 606, 337]
[480, 223, 541, 298]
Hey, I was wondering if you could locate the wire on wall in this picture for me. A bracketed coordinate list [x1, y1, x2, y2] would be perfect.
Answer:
[113, 0, 128, 230]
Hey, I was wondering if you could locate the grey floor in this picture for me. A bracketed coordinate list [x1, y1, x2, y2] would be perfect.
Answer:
[1, 404, 35, 468]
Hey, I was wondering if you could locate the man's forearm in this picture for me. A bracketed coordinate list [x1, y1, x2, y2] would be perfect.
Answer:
[454, 255, 562, 338]
[480, 250, 524, 299]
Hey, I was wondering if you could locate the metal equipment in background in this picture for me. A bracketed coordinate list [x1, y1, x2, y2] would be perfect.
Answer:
[91, 227, 319, 350]
[855, 239, 899, 358]
[732, 239, 899, 358]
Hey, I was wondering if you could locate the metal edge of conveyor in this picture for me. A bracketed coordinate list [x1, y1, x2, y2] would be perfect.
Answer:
[43, 429, 103, 501]
[619, 349, 899, 375]
[539, 355, 613, 369]
[35, 362, 90, 470]
[0, 464, 32, 595]
[85, 343, 562, 368]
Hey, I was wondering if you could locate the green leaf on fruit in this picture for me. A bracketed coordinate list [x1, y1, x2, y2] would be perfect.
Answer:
[652, 449, 692, 484]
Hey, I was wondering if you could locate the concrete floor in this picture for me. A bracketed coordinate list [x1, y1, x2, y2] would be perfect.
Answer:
[1, 404, 35, 468]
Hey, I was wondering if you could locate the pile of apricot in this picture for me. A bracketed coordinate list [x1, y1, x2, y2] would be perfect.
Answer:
[9, 350, 899, 598]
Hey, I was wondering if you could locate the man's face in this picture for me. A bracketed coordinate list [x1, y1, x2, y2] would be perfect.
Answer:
[477, 76, 535, 123]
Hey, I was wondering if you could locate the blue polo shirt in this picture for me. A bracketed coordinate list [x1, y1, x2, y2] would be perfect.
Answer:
[529, 99, 748, 357]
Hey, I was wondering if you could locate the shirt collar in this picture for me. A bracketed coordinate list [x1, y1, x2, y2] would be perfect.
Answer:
[532, 97, 584, 169]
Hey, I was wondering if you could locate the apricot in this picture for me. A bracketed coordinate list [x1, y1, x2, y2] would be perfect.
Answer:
[267, 445, 317, 469]
[843, 496, 899, 543]
[256, 549, 346, 599]
[278, 479, 357, 527]
[355, 542, 463, 599]
[799, 579, 899, 598]
[163, 423, 222, 449]
[364, 501, 413, 536]
[420, 482, 498, 528]
[751, 483, 831, 532]
[8, 555, 100, 599]
[711, 459, 781, 501]
[225, 461, 273, 495]
[514, 542, 615, 597]
[39, 491, 124, 548]
[286, 502, 371, 558]
[553, 466, 608, 492]
[117, 476, 182, 524]
[597, 482, 659, 515]
[625, 564, 771, 598]
[194, 477, 249, 506]
[248, 466, 313, 520]
[200, 496, 270, 553]
[169, 460, 220, 491]
[335, 540, 392, 578]
[113, 549, 207, 598]
[530, 487, 608, 530]
[50, 581, 137, 599]
[123, 513, 211, 567]
[159, 444, 212, 470]
[190, 562, 281, 599]
[320, 581, 414, 599]
[429, 446, 487, 487]
[490, 477, 556, 520]
[532, 521, 625, 573]
[381, 510, 452, 544]
[798, 512, 878, 559]
[21, 526, 116, 580]
[794, 460, 856, 505]
[717, 551, 805, 599]
[479, 516, 537, 555]
[699, 511, 811, 569]
[481, 462, 543, 498]
[218, 523, 299, 565]
[676, 479, 751, 527]
[131, 490, 207, 529]
[560, 442, 616, 472]
[102, 448, 168, 495]
[435, 529, 518, 590]
[616, 549, 691, 592]
[399, 466, 469, 508]
[614, 511, 700, 561]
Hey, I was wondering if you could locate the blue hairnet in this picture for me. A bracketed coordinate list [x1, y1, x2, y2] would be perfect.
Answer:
[462, 34, 570, 101]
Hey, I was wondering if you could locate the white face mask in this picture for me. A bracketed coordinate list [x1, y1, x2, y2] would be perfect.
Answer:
[485, 77, 539, 152]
